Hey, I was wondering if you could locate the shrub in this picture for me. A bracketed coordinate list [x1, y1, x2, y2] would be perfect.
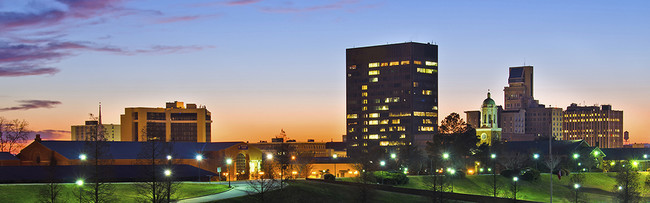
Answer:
[323, 174, 335, 181]
[373, 171, 409, 185]
[521, 168, 540, 181]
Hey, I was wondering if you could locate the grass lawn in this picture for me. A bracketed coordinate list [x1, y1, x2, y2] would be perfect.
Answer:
[340, 172, 650, 203]
[214, 181, 440, 203]
[0, 182, 229, 202]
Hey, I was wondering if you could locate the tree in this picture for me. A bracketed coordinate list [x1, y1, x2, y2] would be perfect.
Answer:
[246, 174, 279, 203]
[293, 151, 314, 178]
[134, 136, 178, 203]
[39, 151, 61, 203]
[350, 146, 384, 203]
[614, 161, 641, 203]
[79, 121, 115, 203]
[274, 143, 294, 189]
[0, 117, 30, 154]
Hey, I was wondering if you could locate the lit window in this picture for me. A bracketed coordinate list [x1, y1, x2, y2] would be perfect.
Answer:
[389, 112, 411, 117]
[422, 90, 432, 95]
[349, 65, 356, 70]
[400, 134, 406, 138]
[362, 106, 367, 111]
[389, 61, 399, 66]
[417, 68, 436, 74]
[369, 134, 379, 139]
[392, 119, 400, 124]
[426, 112, 437, 117]
[370, 77, 378, 82]
[369, 113, 380, 118]
[369, 63, 379, 68]
[380, 62, 388, 67]
[361, 85, 367, 90]
[369, 70, 380, 75]
[362, 99, 368, 104]
[363, 128, 368, 132]
[380, 141, 389, 146]
[425, 61, 438, 66]
[346, 114, 358, 119]
[368, 120, 378, 125]
[396, 126, 405, 131]
[400, 61, 410, 65]
[413, 111, 425, 116]
[361, 92, 368, 97]
[380, 119, 389, 124]
[374, 105, 389, 111]
[423, 119, 432, 124]
[414, 61, 422, 65]
[348, 128, 355, 132]
[413, 82, 419, 87]
[374, 99, 381, 103]
[418, 126, 435, 131]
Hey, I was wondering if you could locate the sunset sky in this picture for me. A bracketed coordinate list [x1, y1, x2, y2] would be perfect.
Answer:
[1, 0, 649, 144]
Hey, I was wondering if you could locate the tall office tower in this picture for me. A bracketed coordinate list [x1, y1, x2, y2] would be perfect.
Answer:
[71, 121, 121, 141]
[563, 104, 623, 148]
[504, 66, 535, 110]
[120, 101, 212, 142]
[345, 42, 438, 157]
[500, 66, 562, 141]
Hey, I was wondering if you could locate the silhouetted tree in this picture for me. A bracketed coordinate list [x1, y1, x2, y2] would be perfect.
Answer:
[274, 143, 294, 189]
[614, 161, 641, 203]
[79, 121, 115, 203]
[0, 117, 30, 154]
[134, 135, 178, 203]
[39, 151, 61, 203]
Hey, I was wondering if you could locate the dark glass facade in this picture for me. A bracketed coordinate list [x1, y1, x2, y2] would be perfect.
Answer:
[346, 42, 438, 157]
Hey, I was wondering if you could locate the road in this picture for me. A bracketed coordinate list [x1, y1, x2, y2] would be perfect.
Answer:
[177, 180, 277, 203]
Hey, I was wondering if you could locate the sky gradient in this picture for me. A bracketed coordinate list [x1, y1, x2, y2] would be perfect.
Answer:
[1, 0, 649, 144]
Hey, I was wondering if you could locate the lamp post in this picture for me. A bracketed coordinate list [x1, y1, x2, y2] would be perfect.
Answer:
[196, 154, 203, 182]
[449, 168, 455, 193]
[380, 160, 386, 184]
[573, 153, 580, 173]
[164, 169, 172, 202]
[513, 177, 519, 201]
[491, 153, 497, 197]
[332, 154, 338, 178]
[226, 158, 233, 188]
[79, 154, 87, 161]
[573, 183, 580, 203]
[533, 153, 540, 170]
[76, 179, 84, 203]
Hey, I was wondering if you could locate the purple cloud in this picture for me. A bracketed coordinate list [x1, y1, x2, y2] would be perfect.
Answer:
[0, 100, 62, 112]
[227, 0, 263, 6]
[29, 130, 71, 141]
[0, 66, 59, 77]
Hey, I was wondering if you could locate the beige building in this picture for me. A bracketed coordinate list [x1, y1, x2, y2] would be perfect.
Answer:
[476, 92, 501, 146]
[120, 101, 212, 142]
[563, 104, 623, 148]
[71, 121, 121, 141]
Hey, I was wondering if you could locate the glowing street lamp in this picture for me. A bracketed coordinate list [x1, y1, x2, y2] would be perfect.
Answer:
[490, 153, 496, 159]
[166, 155, 172, 160]
[79, 154, 87, 161]
[644, 154, 648, 159]
[380, 160, 386, 167]
[573, 183, 581, 203]
[226, 158, 233, 188]
[164, 169, 172, 177]
[448, 168, 456, 192]
[618, 185, 623, 190]
[573, 153, 580, 159]
[333, 154, 338, 178]
[196, 154, 203, 182]
[513, 177, 519, 201]
[266, 154, 273, 160]
[632, 161, 639, 167]
[443, 153, 449, 160]
[533, 153, 539, 159]
[76, 179, 84, 203]
[391, 153, 396, 159]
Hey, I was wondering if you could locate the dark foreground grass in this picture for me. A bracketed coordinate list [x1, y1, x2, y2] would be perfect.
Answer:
[0, 182, 229, 202]
[214, 181, 440, 203]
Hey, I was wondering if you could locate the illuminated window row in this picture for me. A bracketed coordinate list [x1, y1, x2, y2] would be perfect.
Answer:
[425, 61, 438, 66]
[346, 114, 358, 119]
[417, 68, 437, 74]
[385, 97, 400, 103]
[369, 70, 380, 75]
[361, 85, 367, 90]
[367, 61, 436, 68]
[390, 112, 412, 117]
[375, 105, 389, 111]
[418, 126, 435, 131]
[413, 111, 437, 117]
[370, 77, 378, 82]
[422, 90, 432, 95]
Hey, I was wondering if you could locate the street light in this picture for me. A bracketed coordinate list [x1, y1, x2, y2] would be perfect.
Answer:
[513, 177, 519, 201]
[76, 179, 84, 203]
[196, 154, 203, 182]
[380, 160, 386, 167]
[644, 154, 648, 159]
[533, 153, 539, 170]
[490, 153, 496, 197]
[333, 154, 338, 178]
[164, 169, 172, 177]
[443, 153, 449, 160]
[164, 169, 172, 202]
[391, 153, 396, 159]
[449, 168, 456, 192]
[573, 183, 580, 203]
[226, 158, 233, 188]
[266, 153, 273, 160]
[632, 161, 639, 167]
[79, 154, 87, 161]
[166, 155, 172, 160]
[573, 153, 580, 159]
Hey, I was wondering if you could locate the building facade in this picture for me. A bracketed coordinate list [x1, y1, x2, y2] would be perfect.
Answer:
[563, 103, 623, 148]
[345, 42, 438, 157]
[120, 101, 212, 142]
[71, 121, 121, 141]
[476, 92, 502, 146]
[500, 66, 563, 141]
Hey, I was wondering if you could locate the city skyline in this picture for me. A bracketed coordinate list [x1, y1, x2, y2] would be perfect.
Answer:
[2, 0, 650, 144]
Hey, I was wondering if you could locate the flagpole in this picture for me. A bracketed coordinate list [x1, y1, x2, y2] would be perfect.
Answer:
[550, 134, 553, 203]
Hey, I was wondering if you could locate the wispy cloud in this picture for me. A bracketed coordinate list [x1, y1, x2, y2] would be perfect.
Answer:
[261, 0, 360, 13]
[29, 129, 71, 141]
[0, 100, 62, 112]
[227, 0, 263, 6]
[155, 14, 221, 24]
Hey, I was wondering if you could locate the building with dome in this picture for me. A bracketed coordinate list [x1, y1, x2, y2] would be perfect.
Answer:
[476, 92, 502, 145]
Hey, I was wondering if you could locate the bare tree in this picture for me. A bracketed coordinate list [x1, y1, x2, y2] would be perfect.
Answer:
[615, 161, 641, 203]
[0, 117, 30, 154]
[39, 151, 62, 203]
[134, 136, 178, 203]
[274, 143, 294, 189]
[293, 151, 314, 178]
[246, 175, 279, 203]
[79, 120, 115, 203]
[499, 152, 527, 170]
